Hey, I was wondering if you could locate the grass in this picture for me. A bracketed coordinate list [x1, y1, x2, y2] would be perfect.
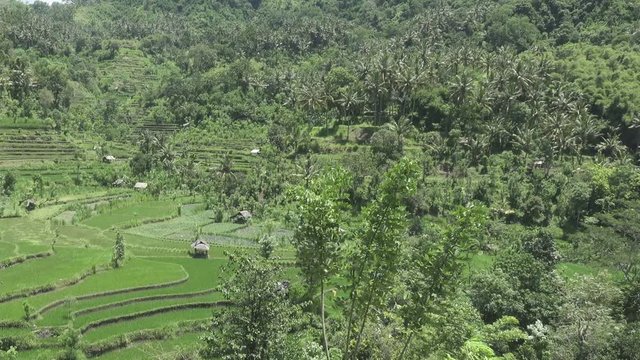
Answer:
[15, 348, 62, 360]
[37, 257, 225, 326]
[0, 241, 18, 260]
[82, 308, 216, 342]
[94, 332, 201, 360]
[0, 258, 187, 321]
[0, 193, 285, 352]
[0, 246, 109, 297]
[73, 293, 222, 329]
[82, 199, 179, 230]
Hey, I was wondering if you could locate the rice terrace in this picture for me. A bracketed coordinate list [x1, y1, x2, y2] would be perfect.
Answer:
[0, 187, 296, 358]
[2, 0, 640, 359]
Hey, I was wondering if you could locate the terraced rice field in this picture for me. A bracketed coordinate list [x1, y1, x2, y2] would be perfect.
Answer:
[172, 137, 264, 174]
[94, 333, 202, 360]
[96, 46, 159, 98]
[0, 194, 295, 358]
[0, 129, 79, 166]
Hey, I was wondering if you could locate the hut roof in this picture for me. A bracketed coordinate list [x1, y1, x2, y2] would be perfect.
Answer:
[231, 210, 253, 223]
[113, 179, 125, 186]
[134, 182, 148, 190]
[191, 240, 210, 251]
[250, 148, 260, 155]
[23, 198, 37, 210]
[103, 155, 116, 162]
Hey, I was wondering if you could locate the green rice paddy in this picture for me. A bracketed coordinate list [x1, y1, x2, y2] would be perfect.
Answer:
[0, 187, 290, 358]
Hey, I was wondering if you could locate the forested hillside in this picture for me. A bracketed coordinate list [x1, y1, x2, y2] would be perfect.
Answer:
[1, 0, 639, 359]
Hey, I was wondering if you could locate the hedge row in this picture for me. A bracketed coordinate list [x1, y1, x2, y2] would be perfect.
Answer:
[38, 273, 190, 315]
[73, 288, 217, 317]
[116, 212, 181, 230]
[0, 263, 110, 304]
[80, 301, 231, 334]
[0, 251, 52, 270]
[45, 193, 130, 207]
[0, 334, 36, 351]
[84, 320, 208, 357]
[0, 320, 29, 329]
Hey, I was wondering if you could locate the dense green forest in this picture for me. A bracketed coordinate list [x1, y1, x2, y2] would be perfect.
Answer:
[1, 0, 640, 359]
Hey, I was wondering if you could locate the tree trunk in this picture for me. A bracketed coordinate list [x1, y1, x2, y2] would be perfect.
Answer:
[397, 331, 414, 360]
[321, 280, 330, 360]
[352, 290, 375, 358]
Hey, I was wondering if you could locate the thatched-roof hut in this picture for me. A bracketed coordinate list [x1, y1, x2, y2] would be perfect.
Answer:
[102, 155, 116, 163]
[231, 210, 252, 224]
[191, 239, 210, 257]
[23, 199, 37, 211]
[134, 182, 148, 190]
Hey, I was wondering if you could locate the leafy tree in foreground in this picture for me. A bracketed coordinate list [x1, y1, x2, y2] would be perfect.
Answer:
[201, 255, 299, 360]
[398, 204, 488, 358]
[292, 167, 350, 360]
[342, 158, 419, 358]
[551, 274, 622, 360]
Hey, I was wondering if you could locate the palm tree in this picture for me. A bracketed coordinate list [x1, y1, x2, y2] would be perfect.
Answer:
[218, 152, 235, 180]
[137, 130, 157, 154]
[364, 70, 388, 125]
[570, 104, 604, 162]
[449, 72, 474, 107]
[511, 127, 537, 161]
[394, 62, 425, 116]
[337, 89, 364, 142]
[157, 142, 177, 172]
[298, 84, 327, 127]
[484, 116, 509, 151]
[545, 113, 576, 160]
[385, 117, 414, 147]
[294, 155, 318, 188]
[464, 133, 490, 167]
[508, 59, 534, 99]
[596, 133, 627, 162]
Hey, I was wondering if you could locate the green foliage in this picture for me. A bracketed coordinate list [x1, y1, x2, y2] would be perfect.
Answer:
[398, 205, 488, 356]
[343, 158, 419, 356]
[470, 248, 563, 327]
[291, 167, 350, 358]
[2, 173, 16, 196]
[201, 255, 300, 360]
[111, 232, 125, 268]
[292, 167, 350, 291]
[21, 301, 34, 321]
[0, 0, 639, 358]
[59, 325, 85, 360]
[551, 274, 623, 360]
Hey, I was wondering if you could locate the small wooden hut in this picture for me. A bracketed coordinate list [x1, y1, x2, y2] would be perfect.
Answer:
[23, 199, 37, 211]
[102, 155, 116, 163]
[134, 182, 148, 191]
[191, 240, 210, 257]
[231, 210, 252, 224]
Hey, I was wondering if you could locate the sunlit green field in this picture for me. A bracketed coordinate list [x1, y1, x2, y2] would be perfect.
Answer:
[0, 195, 280, 358]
